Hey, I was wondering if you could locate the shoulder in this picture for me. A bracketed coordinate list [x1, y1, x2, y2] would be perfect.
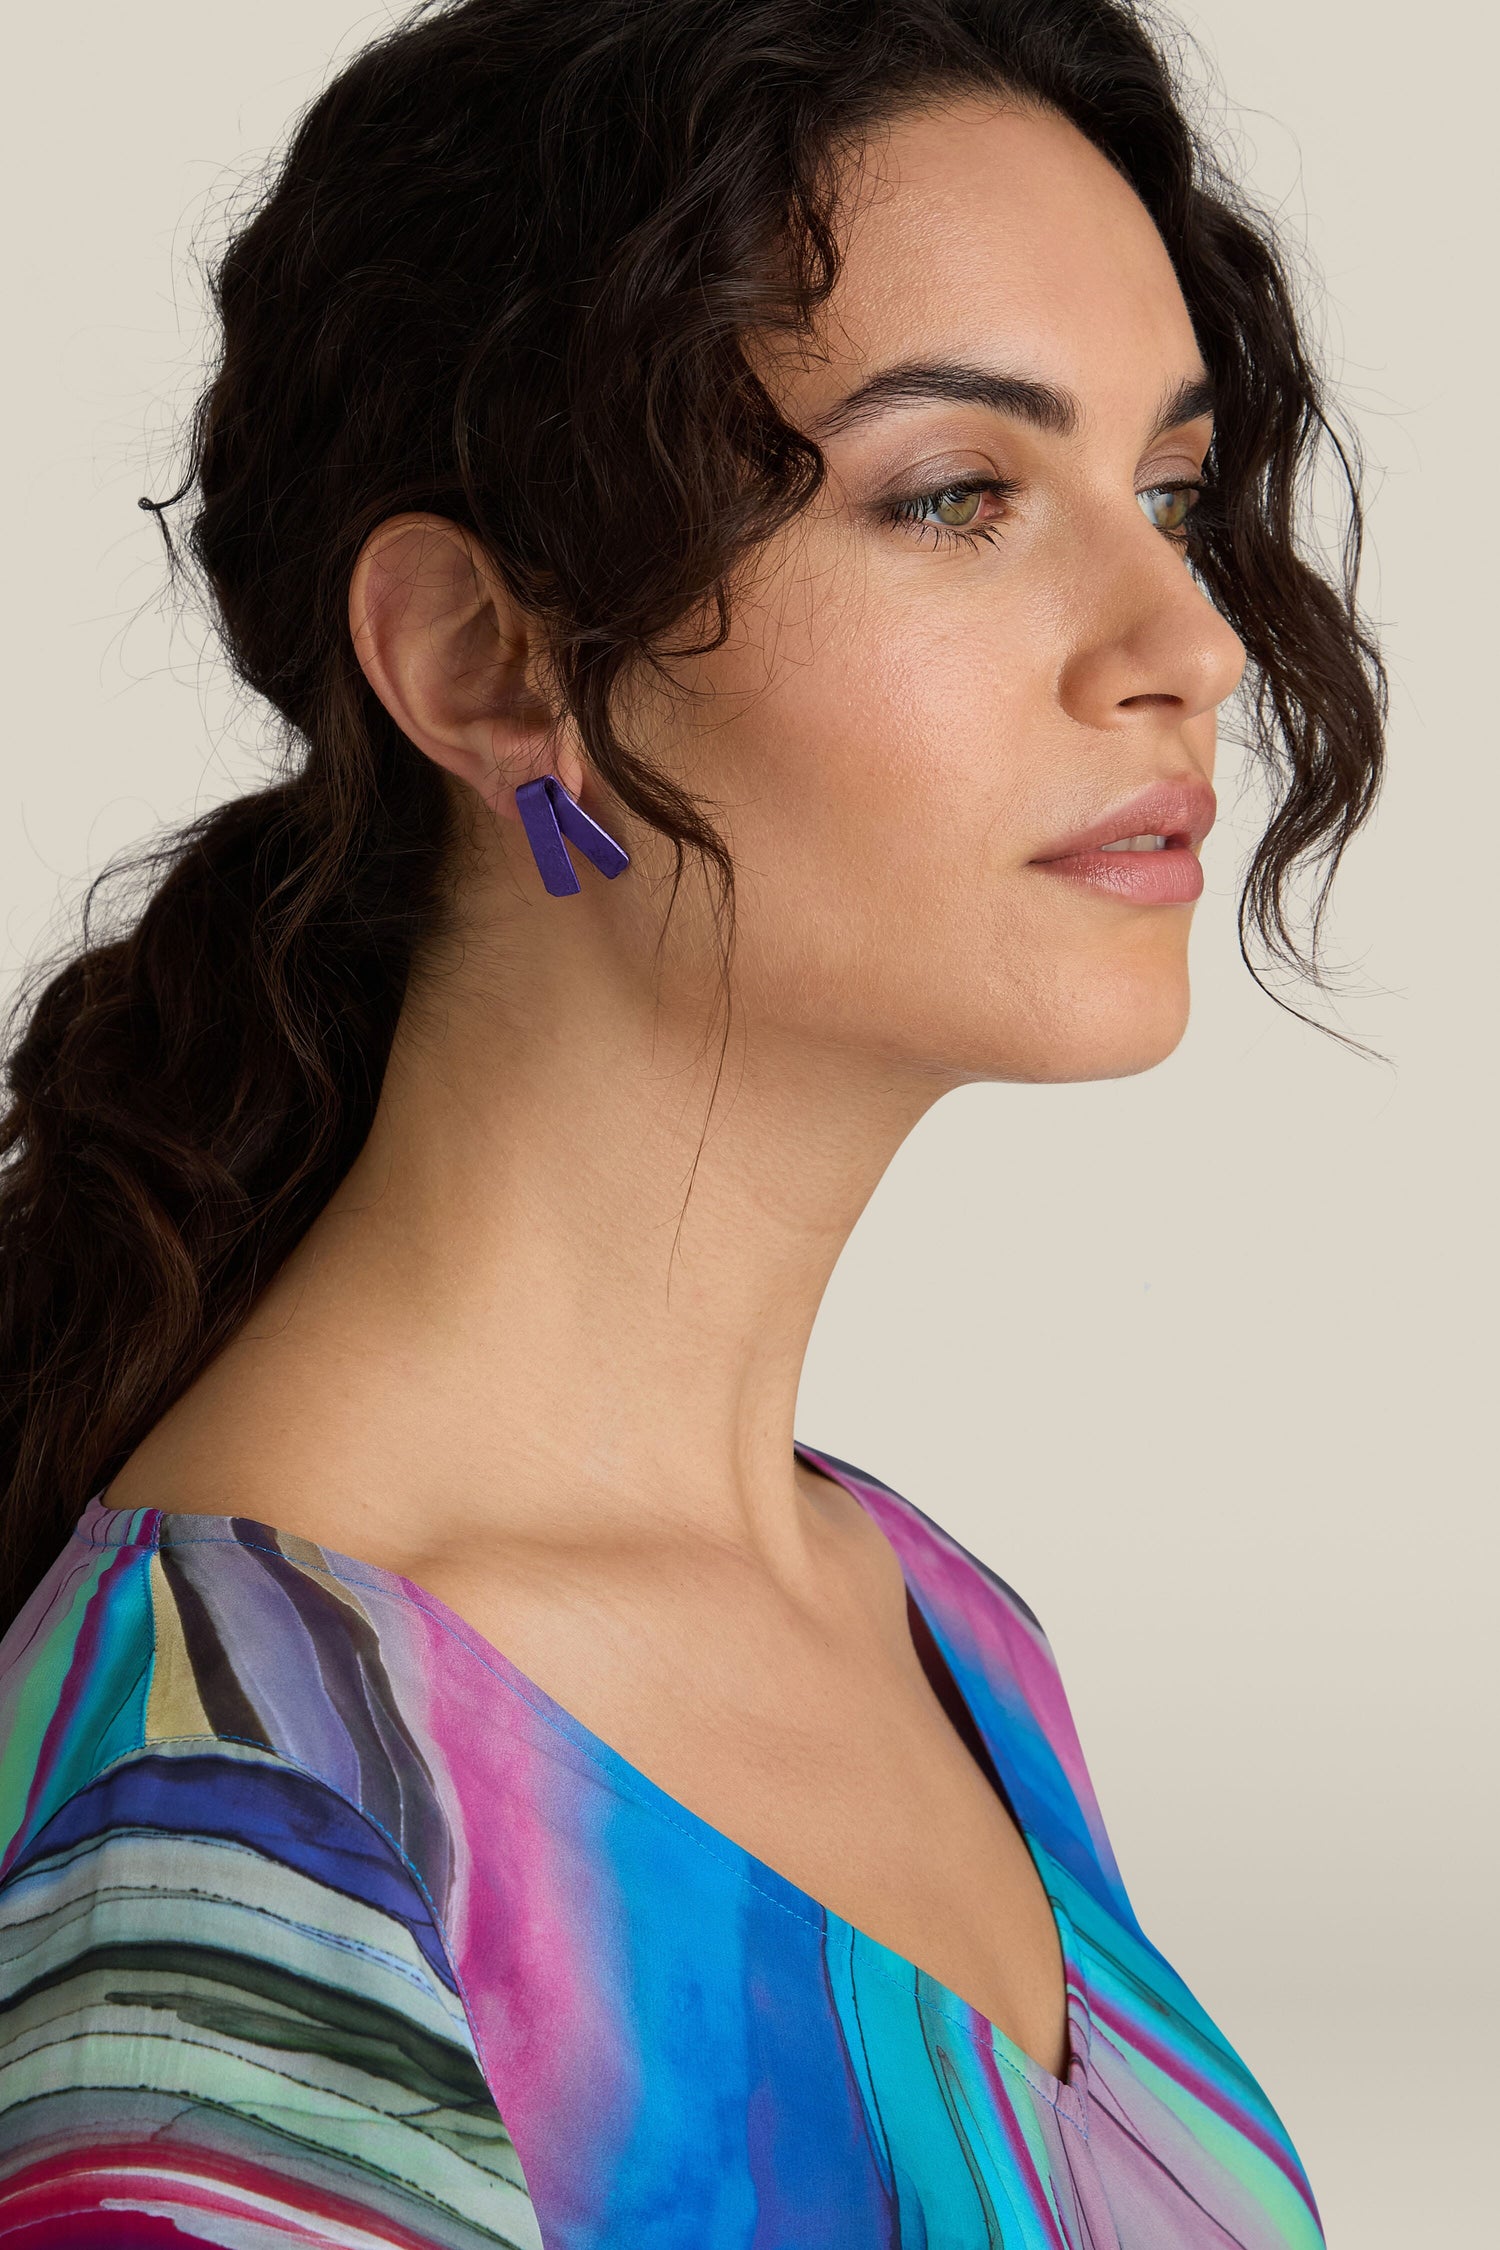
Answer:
[0, 1513, 541, 2246]
[798, 1440, 1138, 1925]
[0, 1499, 458, 1892]
[797, 1437, 1056, 1663]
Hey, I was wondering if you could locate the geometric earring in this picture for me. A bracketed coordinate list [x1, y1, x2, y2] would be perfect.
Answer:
[514, 772, 631, 898]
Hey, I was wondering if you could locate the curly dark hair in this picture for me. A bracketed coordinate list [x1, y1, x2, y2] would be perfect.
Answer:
[0, 0, 1386, 1628]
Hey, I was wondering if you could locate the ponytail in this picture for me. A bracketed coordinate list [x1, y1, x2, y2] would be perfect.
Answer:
[0, 720, 453, 1623]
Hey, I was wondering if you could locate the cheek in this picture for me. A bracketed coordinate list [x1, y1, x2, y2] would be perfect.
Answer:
[726, 553, 1015, 830]
[715, 563, 1045, 977]
[675, 547, 1196, 1080]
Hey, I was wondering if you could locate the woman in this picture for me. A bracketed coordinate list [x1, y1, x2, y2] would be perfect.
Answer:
[0, 0, 1384, 2243]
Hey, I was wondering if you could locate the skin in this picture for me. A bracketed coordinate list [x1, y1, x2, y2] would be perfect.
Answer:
[103, 95, 1246, 2082]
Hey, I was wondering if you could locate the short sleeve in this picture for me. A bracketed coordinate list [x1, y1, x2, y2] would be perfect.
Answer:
[0, 1739, 542, 2249]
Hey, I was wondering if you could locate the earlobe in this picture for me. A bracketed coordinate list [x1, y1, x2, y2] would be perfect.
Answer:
[347, 512, 580, 817]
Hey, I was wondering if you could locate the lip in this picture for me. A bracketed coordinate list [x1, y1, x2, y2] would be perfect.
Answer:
[1028, 777, 1216, 905]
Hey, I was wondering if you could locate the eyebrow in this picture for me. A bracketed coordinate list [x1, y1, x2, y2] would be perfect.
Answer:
[808, 361, 1216, 448]
[1146, 372, 1217, 443]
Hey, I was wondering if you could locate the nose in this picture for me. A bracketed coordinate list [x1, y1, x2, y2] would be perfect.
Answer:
[1056, 527, 1247, 734]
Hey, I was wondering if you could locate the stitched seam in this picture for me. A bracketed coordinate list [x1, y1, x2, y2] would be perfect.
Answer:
[70, 1520, 1085, 2116]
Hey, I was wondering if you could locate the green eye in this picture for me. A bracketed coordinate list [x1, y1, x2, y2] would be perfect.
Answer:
[882, 475, 1020, 549]
[1138, 481, 1203, 535]
[930, 488, 985, 528]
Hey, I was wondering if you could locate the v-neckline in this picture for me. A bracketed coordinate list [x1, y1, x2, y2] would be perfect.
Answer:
[792, 1441, 1090, 2110]
[84, 1441, 1090, 2115]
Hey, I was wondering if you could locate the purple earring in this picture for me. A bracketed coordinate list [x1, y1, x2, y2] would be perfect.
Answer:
[514, 773, 630, 897]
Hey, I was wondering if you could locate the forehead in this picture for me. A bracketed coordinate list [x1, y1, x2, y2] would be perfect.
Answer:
[793, 96, 1200, 428]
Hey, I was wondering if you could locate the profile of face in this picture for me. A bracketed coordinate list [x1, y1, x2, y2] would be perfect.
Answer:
[353, 95, 1249, 1093]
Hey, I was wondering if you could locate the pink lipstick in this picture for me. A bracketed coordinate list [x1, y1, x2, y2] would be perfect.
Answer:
[1028, 777, 1216, 905]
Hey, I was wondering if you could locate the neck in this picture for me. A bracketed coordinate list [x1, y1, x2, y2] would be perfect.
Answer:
[169, 921, 950, 1581]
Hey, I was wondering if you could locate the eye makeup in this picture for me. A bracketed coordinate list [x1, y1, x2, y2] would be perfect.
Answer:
[879, 474, 1022, 549]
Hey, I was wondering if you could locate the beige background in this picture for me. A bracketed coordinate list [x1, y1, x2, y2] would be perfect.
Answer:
[3, 4, 1493, 2242]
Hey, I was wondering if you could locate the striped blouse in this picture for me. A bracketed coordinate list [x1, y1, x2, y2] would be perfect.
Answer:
[0, 1441, 1323, 2247]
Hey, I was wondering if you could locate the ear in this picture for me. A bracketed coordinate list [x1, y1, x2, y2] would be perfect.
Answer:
[347, 513, 584, 818]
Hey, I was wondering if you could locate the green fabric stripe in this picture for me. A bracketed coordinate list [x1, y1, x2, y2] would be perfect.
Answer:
[0, 2034, 538, 2241]
[0, 1551, 151, 1860]
[4, 1939, 496, 2114]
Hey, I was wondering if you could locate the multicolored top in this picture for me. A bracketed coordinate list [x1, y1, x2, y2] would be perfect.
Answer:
[0, 1442, 1323, 2248]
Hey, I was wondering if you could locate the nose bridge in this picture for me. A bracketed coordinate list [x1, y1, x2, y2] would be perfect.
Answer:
[1057, 514, 1247, 729]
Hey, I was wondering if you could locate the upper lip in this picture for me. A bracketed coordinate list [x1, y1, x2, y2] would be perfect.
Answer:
[1028, 776, 1217, 861]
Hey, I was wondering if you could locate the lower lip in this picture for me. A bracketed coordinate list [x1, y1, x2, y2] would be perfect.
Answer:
[1029, 844, 1204, 904]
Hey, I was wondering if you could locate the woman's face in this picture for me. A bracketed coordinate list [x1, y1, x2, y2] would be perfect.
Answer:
[625, 94, 1246, 1085]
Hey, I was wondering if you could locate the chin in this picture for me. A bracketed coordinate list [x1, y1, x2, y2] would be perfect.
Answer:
[990, 958, 1194, 1085]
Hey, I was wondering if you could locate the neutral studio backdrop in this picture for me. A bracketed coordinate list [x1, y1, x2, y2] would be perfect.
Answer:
[3, 4, 1493, 2243]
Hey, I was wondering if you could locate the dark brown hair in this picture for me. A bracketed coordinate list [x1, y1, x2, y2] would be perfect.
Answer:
[0, 0, 1386, 1627]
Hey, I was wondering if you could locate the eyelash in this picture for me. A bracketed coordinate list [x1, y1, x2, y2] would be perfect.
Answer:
[882, 476, 1019, 549]
[881, 474, 1216, 551]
